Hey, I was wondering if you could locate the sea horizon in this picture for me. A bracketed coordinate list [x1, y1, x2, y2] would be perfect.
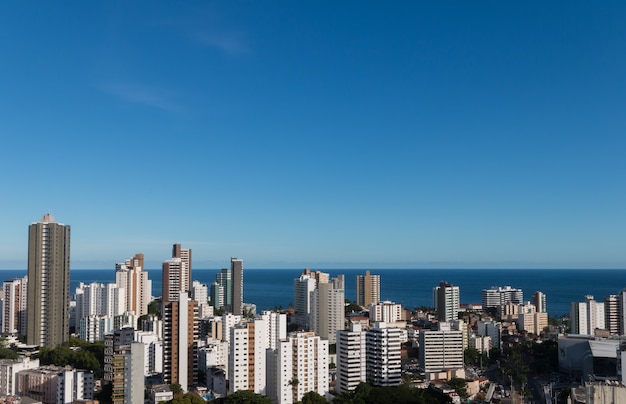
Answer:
[1, 268, 624, 318]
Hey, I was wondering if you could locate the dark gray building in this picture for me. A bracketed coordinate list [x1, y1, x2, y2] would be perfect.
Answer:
[26, 214, 70, 348]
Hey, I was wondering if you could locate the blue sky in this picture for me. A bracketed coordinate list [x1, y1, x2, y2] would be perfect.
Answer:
[1, 2, 625, 270]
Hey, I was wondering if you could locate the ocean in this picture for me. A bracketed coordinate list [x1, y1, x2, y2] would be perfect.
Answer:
[1, 268, 624, 317]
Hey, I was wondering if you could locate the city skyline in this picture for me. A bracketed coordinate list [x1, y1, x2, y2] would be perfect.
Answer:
[1, 2, 626, 270]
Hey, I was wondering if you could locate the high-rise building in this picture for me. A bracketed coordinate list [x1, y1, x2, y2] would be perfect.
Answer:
[110, 342, 145, 404]
[210, 281, 224, 310]
[369, 301, 402, 323]
[570, 295, 605, 336]
[356, 270, 380, 307]
[604, 295, 620, 335]
[0, 357, 39, 396]
[310, 275, 344, 344]
[293, 271, 318, 328]
[228, 317, 269, 395]
[366, 322, 402, 387]
[163, 244, 192, 303]
[532, 291, 547, 313]
[172, 243, 192, 285]
[419, 323, 464, 378]
[26, 214, 70, 348]
[482, 286, 523, 309]
[17, 366, 94, 403]
[115, 253, 152, 317]
[336, 323, 367, 393]
[267, 332, 329, 404]
[163, 292, 199, 391]
[434, 281, 460, 322]
[231, 258, 244, 315]
[2, 276, 28, 336]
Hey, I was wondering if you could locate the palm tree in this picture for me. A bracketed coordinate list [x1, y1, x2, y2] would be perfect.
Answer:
[288, 378, 299, 402]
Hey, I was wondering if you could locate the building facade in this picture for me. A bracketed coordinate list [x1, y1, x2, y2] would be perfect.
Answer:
[26, 214, 70, 348]
[356, 271, 380, 307]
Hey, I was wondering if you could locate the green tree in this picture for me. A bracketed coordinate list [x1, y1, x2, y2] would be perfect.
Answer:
[447, 378, 468, 399]
[171, 383, 184, 395]
[171, 393, 205, 404]
[225, 390, 272, 403]
[300, 391, 327, 403]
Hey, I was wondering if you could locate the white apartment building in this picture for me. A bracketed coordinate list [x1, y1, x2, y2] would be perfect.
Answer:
[570, 295, 605, 335]
[199, 337, 229, 377]
[17, 366, 94, 404]
[477, 319, 502, 350]
[369, 301, 402, 323]
[229, 318, 269, 395]
[434, 282, 460, 322]
[115, 254, 152, 317]
[419, 324, 464, 379]
[366, 322, 402, 387]
[135, 330, 163, 375]
[260, 310, 287, 350]
[267, 332, 329, 404]
[293, 272, 317, 328]
[79, 315, 113, 342]
[469, 334, 492, 354]
[482, 286, 523, 308]
[0, 357, 39, 396]
[310, 276, 345, 344]
[2, 276, 28, 336]
[336, 323, 367, 393]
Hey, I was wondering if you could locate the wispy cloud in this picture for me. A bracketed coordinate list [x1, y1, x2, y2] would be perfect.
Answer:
[193, 31, 250, 56]
[100, 81, 181, 112]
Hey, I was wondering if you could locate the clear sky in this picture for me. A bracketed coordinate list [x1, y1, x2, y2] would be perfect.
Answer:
[1, 2, 625, 270]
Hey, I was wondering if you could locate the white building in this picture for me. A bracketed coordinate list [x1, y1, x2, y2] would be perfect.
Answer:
[310, 275, 345, 344]
[434, 282, 460, 322]
[419, 324, 464, 380]
[369, 301, 402, 323]
[366, 322, 402, 387]
[115, 254, 152, 317]
[570, 295, 605, 336]
[2, 276, 28, 336]
[228, 318, 269, 395]
[469, 334, 492, 354]
[336, 323, 367, 393]
[293, 271, 318, 328]
[260, 310, 287, 350]
[199, 337, 229, 377]
[79, 315, 113, 342]
[0, 357, 40, 396]
[17, 365, 94, 404]
[482, 286, 523, 308]
[135, 330, 163, 375]
[267, 332, 329, 404]
[477, 319, 502, 350]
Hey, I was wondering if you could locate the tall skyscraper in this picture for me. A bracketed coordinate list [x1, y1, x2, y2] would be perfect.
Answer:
[356, 270, 380, 307]
[231, 258, 244, 315]
[532, 291, 547, 313]
[310, 275, 344, 344]
[366, 323, 402, 387]
[604, 295, 620, 335]
[293, 271, 318, 328]
[267, 332, 329, 404]
[163, 292, 199, 391]
[336, 323, 367, 393]
[435, 281, 460, 322]
[163, 244, 192, 303]
[115, 253, 152, 317]
[26, 214, 70, 348]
